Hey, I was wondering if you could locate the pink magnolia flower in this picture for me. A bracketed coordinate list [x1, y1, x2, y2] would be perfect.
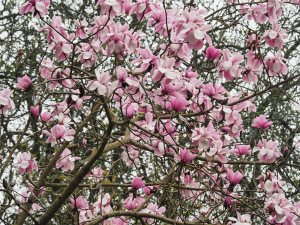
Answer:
[40, 111, 51, 122]
[96, 0, 123, 17]
[205, 46, 221, 60]
[170, 95, 188, 112]
[175, 148, 197, 164]
[267, 0, 283, 22]
[192, 122, 220, 151]
[229, 212, 251, 225]
[234, 145, 251, 156]
[19, 191, 30, 204]
[139, 111, 156, 132]
[131, 177, 145, 190]
[39, 16, 68, 44]
[93, 193, 113, 215]
[129, 0, 152, 20]
[18, 189, 42, 214]
[123, 193, 144, 210]
[88, 71, 118, 96]
[206, 140, 229, 163]
[132, 48, 159, 73]
[218, 49, 243, 81]
[56, 148, 80, 172]
[39, 58, 56, 89]
[252, 115, 273, 129]
[180, 172, 201, 200]
[89, 20, 140, 58]
[161, 77, 183, 95]
[30, 105, 40, 119]
[183, 15, 212, 50]
[40, 17, 75, 62]
[122, 102, 139, 118]
[39, 62, 75, 90]
[242, 51, 263, 84]
[43, 124, 75, 146]
[70, 196, 88, 210]
[151, 140, 167, 157]
[31, 203, 42, 212]
[142, 203, 166, 224]
[17, 75, 32, 91]
[87, 167, 103, 182]
[165, 42, 191, 62]
[224, 196, 232, 208]
[143, 185, 159, 195]
[265, 51, 288, 76]
[65, 89, 90, 110]
[241, 4, 268, 24]
[15, 152, 38, 175]
[227, 169, 243, 186]
[50, 101, 71, 123]
[0, 88, 15, 114]
[255, 139, 282, 163]
[121, 145, 140, 167]
[19, 0, 50, 16]
[39, 20, 75, 62]
[184, 67, 198, 79]
[116, 66, 128, 83]
[74, 19, 88, 39]
[202, 83, 226, 100]
[264, 193, 297, 225]
[146, 4, 169, 37]
[223, 106, 243, 126]
[263, 23, 288, 49]
[50, 41, 73, 62]
[257, 172, 283, 193]
[78, 41, 99, 67]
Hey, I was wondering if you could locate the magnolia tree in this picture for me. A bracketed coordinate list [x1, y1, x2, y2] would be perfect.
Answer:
[1, 0, 300, 224]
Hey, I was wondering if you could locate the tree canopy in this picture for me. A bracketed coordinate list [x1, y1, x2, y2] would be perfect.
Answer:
[1, 0, 300, 224]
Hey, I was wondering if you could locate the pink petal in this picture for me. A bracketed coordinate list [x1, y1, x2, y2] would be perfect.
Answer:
[35, 2, 46, 13]
[20, 161, 29, 169]
[0, 96, 8, 105]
